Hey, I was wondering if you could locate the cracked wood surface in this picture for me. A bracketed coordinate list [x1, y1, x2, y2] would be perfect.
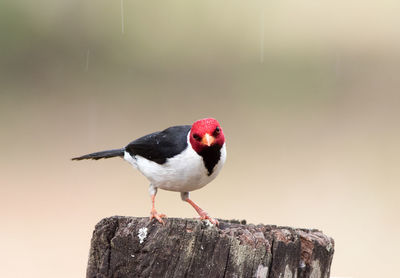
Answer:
[87, 216, 334, 278]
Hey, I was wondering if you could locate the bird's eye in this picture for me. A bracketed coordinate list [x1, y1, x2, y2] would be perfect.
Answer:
[193, 134, 201, 141]
[213, 126, 220, 136]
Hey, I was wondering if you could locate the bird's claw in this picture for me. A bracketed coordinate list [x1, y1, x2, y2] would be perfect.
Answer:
[150, 209, 166, 225]
[199, 212, 219, 226]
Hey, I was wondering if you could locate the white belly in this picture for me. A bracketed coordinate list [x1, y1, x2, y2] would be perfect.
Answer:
[124, 143, 226, 192]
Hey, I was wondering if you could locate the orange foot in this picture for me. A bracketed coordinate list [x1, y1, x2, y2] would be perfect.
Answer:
[199, 211, 219, 226]
[150, 208, 166, 224]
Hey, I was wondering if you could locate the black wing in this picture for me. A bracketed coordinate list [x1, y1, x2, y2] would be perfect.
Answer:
[125, 125, 191, 164]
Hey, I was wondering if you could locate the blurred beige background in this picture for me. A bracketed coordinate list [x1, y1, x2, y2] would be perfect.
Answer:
[1, 1, 399, 277]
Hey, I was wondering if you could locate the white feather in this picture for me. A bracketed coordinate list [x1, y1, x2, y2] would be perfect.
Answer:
[123, 134, 226, 193]
[124, 151, 137, 168]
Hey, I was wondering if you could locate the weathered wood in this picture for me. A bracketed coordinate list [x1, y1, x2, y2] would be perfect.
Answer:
[87, 216, 334, 278]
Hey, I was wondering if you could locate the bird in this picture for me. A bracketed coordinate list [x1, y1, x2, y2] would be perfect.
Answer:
[72, 118, 226, 225]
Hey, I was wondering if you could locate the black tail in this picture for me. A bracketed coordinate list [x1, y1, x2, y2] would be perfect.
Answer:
[72, 148, 124, 161]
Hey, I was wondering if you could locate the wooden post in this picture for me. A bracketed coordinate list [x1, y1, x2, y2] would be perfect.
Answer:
[87, 216, 334, 278]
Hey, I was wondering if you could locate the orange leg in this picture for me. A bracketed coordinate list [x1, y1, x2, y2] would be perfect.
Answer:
[182, 192, 219, 226]
[149, 193, 166, 224]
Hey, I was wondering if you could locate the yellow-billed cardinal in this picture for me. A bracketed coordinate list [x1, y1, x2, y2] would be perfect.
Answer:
[72, 118, 226, 225]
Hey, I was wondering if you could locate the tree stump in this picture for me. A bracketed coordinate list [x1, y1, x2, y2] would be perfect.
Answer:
[87, 216, 334, 278]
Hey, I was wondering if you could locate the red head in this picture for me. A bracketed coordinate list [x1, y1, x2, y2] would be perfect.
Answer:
[189, 118, 225, 153]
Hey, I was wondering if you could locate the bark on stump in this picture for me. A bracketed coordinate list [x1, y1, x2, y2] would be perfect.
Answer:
[87, 216, 334, 278]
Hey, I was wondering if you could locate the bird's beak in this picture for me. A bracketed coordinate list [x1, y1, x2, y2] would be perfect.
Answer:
[202, 133, 215, 147]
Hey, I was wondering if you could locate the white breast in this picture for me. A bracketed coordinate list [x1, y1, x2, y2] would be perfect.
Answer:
[123, 137, 226, 193]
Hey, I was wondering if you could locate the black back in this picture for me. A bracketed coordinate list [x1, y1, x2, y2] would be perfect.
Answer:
[125, 125, 191, 164]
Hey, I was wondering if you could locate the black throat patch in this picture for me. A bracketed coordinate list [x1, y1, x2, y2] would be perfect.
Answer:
[199, 145, 222, 176]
